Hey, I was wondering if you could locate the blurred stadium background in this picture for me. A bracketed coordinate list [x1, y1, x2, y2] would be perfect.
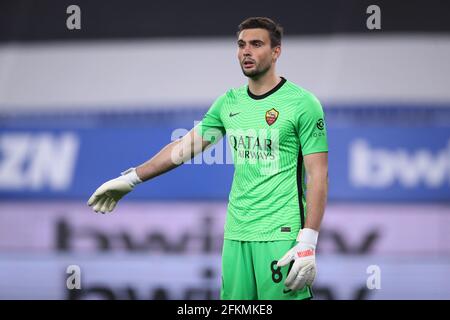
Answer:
[1, 0, 449, 299]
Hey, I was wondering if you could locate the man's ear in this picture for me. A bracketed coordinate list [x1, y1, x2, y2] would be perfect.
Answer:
[272, 46, 281, 61]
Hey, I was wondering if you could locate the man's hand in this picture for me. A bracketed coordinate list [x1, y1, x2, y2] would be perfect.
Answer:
[87, 168, 142, 214]
[277, 228, 318, 291]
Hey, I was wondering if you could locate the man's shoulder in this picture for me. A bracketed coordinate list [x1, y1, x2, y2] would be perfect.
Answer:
[283, 80, 311, 98]
[210, 85, 246, 111]
[223, 84, 247, 99]
[284, 80, 321, 106]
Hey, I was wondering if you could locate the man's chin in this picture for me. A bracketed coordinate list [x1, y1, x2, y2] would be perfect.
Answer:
[242, 68, 259, 78]
[241, 64, 271, 79]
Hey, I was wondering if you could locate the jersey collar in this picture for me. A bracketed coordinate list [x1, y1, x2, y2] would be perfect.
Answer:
[247, 77, 287, 100]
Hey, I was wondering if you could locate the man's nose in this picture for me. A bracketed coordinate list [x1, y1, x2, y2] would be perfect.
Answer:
[242, 45, 251, 56]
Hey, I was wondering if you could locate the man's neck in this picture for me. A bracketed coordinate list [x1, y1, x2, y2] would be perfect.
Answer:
[248, 71, 281, 96]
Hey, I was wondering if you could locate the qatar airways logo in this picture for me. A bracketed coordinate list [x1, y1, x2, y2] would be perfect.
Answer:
[228, 128, 277, 162]
[170, 124, 280, 175]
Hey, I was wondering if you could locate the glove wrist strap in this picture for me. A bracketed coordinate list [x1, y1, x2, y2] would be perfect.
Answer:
[121, 167, 143, 186]
[296, 228, 319, 246]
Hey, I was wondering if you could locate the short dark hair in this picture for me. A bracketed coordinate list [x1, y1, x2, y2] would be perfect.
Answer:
[237, 17, 283, 48]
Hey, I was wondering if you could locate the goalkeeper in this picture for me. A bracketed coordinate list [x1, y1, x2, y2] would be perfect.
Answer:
[88, 17, 328, 300]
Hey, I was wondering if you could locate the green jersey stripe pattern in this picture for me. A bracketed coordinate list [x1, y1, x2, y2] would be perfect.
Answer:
[196, 78, 328, 241]
[297, 146, 305, 230]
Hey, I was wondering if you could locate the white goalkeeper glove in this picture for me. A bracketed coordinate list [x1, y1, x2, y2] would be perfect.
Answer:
[277, 228, 318, 291]
[87, 167, 142, 214]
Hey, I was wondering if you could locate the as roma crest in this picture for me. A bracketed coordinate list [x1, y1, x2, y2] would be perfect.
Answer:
[265, 108, 279, 126]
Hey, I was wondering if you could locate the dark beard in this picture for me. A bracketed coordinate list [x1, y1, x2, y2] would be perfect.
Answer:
[241, 62, 271, 79]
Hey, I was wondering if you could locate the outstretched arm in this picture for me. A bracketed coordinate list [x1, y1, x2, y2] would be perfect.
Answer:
[136, 128, 211, 181]
[87, 128, 211, 213]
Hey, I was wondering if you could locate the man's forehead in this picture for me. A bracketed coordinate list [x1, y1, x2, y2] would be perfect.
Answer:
[238, 28, 270, 42]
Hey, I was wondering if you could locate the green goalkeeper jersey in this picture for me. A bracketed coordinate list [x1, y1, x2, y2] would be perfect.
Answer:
[196, 77, 328, 241]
